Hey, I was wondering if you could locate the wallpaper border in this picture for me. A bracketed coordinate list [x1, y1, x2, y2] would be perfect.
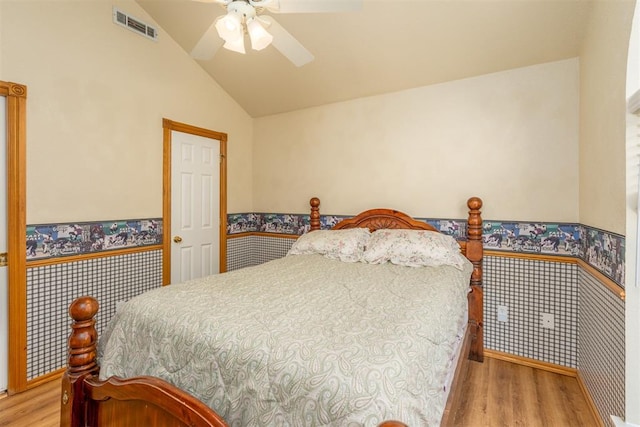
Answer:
[227, 212, 625, 287]
[26, 218, 162, 261]
[24, 212, 624, 288]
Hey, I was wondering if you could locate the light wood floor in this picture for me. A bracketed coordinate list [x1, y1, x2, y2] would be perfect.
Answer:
[0, 357, 599, 426]
[0, 377, 60, 427]
[446, 357, 599, 426]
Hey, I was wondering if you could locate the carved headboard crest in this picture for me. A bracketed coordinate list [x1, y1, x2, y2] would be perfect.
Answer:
[331, 208, 438, 232]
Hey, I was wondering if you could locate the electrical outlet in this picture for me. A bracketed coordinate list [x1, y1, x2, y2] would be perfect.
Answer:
[541, 313, 555, 329]
[497, 305, 508, 322]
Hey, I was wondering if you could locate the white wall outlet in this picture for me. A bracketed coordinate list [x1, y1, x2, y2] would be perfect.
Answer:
[541, 312, 555, 329]
[497, 305, 508, 322]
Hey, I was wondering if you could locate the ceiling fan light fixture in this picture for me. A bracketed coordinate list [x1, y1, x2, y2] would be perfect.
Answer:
[247, 18, 273, 51]
[215, 12, 243, 42]
[223, 36, 246, 54]
[190, 0, 332, 65]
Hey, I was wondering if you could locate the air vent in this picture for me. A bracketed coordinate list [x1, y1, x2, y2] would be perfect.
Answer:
[112, 7, 158, 42]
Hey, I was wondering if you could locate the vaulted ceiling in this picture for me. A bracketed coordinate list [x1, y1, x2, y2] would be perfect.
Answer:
[136, 0, 592, 117]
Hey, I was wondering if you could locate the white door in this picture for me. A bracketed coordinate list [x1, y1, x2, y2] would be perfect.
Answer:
[170, 131, 220, 284]
[0, 96, 7, 392]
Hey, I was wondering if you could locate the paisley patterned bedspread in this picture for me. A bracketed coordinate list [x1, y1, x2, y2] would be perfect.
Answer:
[99, 254, 472, 426]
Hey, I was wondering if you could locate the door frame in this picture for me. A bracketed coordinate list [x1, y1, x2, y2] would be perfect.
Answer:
[1, 81, 27, 393]
[162, 119, 227, 285]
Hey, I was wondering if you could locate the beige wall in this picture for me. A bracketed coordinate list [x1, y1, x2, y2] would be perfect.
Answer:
[625, 2, 639, 425]
[0, 1, 253, 223]
[625, 110, 640, 425]
[579, 0, 634, 235]
[254, 59, 579, 221]
[579, 0, 635, 423]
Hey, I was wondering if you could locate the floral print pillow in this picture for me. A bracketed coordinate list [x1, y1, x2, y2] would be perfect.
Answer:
[287, 228, 371, 262]
[362, 229, 466, 269]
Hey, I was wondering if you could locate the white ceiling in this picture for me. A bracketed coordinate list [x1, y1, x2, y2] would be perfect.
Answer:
[136, 0, 592, 118]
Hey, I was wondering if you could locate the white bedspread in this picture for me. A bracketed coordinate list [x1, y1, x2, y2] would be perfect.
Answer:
[99, 254, 472, 426]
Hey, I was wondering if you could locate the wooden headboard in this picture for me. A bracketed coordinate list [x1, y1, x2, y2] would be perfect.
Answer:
[332, 208, 439, 232]
[307, 196, 484, 362]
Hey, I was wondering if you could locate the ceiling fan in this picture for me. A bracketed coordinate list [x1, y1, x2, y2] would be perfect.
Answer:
[191, 0, 362, 67]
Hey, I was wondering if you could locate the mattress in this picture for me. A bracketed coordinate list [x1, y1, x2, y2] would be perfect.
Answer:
[442, 318, 468, 400]
[99, 254, 472, 426]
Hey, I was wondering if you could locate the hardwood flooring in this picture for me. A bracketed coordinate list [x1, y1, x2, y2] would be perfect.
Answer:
[446, 357, 599, 427]
[0, 378, 60, 427]
[0, 357, 599, 426]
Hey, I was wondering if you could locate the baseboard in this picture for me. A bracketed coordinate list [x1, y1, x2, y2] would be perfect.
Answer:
[484, 349, 577, 377]
[577, 371, 606, 427]
[26, 367, 64, 390]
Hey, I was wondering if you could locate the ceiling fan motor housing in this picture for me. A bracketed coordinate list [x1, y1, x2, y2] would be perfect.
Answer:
[227, 0, 257, 22]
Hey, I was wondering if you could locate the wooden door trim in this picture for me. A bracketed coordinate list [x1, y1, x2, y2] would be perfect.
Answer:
[162, 119, 227, 285]
[1, 81, 27, 393]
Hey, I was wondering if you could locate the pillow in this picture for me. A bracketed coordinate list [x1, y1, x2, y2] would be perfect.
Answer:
[362, 228, 466, 269]
[287, 228, 371, 262]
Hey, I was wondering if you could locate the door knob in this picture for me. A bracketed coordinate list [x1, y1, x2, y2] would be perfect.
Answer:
[173, 236, 183, 243]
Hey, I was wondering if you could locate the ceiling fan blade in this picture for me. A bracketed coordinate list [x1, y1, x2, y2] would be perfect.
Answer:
[267, 0, 362, 14]
[261, 15, 314, 67]
[190, 19, 224, 60]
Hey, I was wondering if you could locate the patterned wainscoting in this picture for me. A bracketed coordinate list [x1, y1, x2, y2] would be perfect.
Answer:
[484, 256, 579, 367]
[25, 250, 162, 380]
[227, 235, 294, 271]
[579, 269, 625, 423]
[23, 217, 164, 381]
[227, 234, 254, 271]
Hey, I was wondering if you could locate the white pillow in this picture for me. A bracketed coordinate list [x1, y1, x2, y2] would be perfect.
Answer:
[287, 228, 371, 262]
[362, 229, 466, 269]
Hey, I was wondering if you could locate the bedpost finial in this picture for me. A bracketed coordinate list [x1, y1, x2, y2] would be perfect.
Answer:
[69, 296, 99, 322]
[467, 197, 482, 211]
[309, 197, 321, 231]
[67, 297, 100, 377]
[466, 197, 483, 239]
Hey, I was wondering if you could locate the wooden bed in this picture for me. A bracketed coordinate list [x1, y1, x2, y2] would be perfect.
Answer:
[60, 197, 483, 427]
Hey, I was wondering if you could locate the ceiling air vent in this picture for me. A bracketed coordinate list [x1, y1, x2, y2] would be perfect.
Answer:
[112, 7, 158, 42]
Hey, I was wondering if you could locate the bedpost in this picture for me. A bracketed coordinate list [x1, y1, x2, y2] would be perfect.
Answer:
[466, 197, 484, 362]
[310, 197, 321, 231]
[60, 296, 100, 427]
